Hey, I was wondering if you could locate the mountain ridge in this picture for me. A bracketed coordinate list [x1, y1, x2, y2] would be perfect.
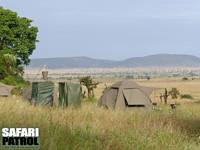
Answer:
[28, 54, 200, 69]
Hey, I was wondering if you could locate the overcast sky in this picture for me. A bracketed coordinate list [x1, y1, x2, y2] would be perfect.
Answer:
[1, 0, 200, 60]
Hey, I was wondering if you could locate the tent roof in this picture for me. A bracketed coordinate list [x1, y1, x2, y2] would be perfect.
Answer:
[111, 80, 140, 89]
[111, 80, 154, 96]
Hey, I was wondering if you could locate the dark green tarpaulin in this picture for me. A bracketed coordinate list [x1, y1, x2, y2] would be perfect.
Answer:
[59, 82, 81, 107]
[32, 82, 54, 106]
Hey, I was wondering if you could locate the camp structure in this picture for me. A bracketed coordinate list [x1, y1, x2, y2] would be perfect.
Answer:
[98, 80, 153, 110]
[59, 82, 81, 108]
[31, 81, 54, 106]
[30, 81, 81, 107]
[0, 82, 14, 97]
[28, 67, 81, 107]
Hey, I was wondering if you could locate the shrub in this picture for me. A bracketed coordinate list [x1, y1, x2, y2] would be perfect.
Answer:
[147, 76, 151, 80]
[180, 94, 193, 100]
[182, 77, 189, 81]
[11, 87, 23, 95]
[1, 75, 24, 85]
[1, 75, 30, 95]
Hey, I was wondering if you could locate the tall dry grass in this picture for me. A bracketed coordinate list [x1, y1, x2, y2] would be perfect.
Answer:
[0, 96, 200, 150]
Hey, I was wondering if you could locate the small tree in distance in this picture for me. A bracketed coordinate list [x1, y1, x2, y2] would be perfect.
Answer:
[79, 76, 99, 98]
[169, 88, 180, 99]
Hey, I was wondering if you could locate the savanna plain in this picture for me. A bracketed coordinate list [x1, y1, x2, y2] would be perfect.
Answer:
[0, 78, 200, 150]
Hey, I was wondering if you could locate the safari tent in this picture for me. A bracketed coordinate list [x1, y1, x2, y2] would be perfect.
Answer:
[31, 81, 54, 106]
[99, 80, 153, 110]
[59, 82, 81, 107]
[30, 81, 81, 107]
[0, 83, 14, 97]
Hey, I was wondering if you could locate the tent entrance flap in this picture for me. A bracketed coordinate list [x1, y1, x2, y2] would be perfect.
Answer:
[123, 89, 148, 106]
[59, 82, 81, 107]
[67, 83, 81, 107]
[59, 82, 66, 107]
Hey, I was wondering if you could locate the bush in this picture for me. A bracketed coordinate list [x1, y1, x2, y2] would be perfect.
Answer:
[180, 94, 193, 100]
[1, 75, 30, 95]
[1, 75, 24, 85]
[182, 77, 189, 81]
[147, 76, 151, 80]
[11, 87, 23, 95]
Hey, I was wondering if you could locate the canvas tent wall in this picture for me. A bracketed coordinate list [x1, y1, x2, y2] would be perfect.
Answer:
[0, 83, 14, 97]
[31, 82, 54, 106]
[99, 80, 153, 110]
[59, 82, 81, 107]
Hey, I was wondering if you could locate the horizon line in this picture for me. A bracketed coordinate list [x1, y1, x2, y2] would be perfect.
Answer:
[30, 53, 200, 61]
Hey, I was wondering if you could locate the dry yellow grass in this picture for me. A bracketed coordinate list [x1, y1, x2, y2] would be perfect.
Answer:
[0, 96, 200, 150]
[0, 78, 200, 150]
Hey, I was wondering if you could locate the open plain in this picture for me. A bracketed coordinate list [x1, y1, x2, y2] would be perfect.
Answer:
[0, 77, 200, 150]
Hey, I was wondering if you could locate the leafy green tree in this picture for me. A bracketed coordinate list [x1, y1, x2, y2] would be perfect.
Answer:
[0, 7, 38, 83]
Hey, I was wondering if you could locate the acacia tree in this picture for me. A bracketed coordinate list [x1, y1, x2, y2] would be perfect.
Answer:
[79, 76, 99, 98]
[0, 7, 38, 83]
[169, 88, 180, 99]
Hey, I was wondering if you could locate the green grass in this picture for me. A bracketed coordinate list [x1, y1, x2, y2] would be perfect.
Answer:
[0, 97, 200, 150]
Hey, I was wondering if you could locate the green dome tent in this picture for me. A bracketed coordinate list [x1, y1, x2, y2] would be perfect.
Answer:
[98, 80, 153, 110]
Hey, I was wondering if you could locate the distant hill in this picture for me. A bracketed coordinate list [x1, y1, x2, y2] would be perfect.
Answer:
[28, 54, 200, 69]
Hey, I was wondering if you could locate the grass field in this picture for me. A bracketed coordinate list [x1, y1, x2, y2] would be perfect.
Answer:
[0, 78, 200, 150]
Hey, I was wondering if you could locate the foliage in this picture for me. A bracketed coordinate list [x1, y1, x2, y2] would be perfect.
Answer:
[169, 88, 180, 99]
[180, 94, 194, 100]
[182, 77, 189, 81]
[146, 76, 151, 80]
[0, 7, 38, 84]
[11, 87, 23, 95]
[80, 76, 99, 98]
[1, 75, 29, 95]
[1, 75, 23, 85]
